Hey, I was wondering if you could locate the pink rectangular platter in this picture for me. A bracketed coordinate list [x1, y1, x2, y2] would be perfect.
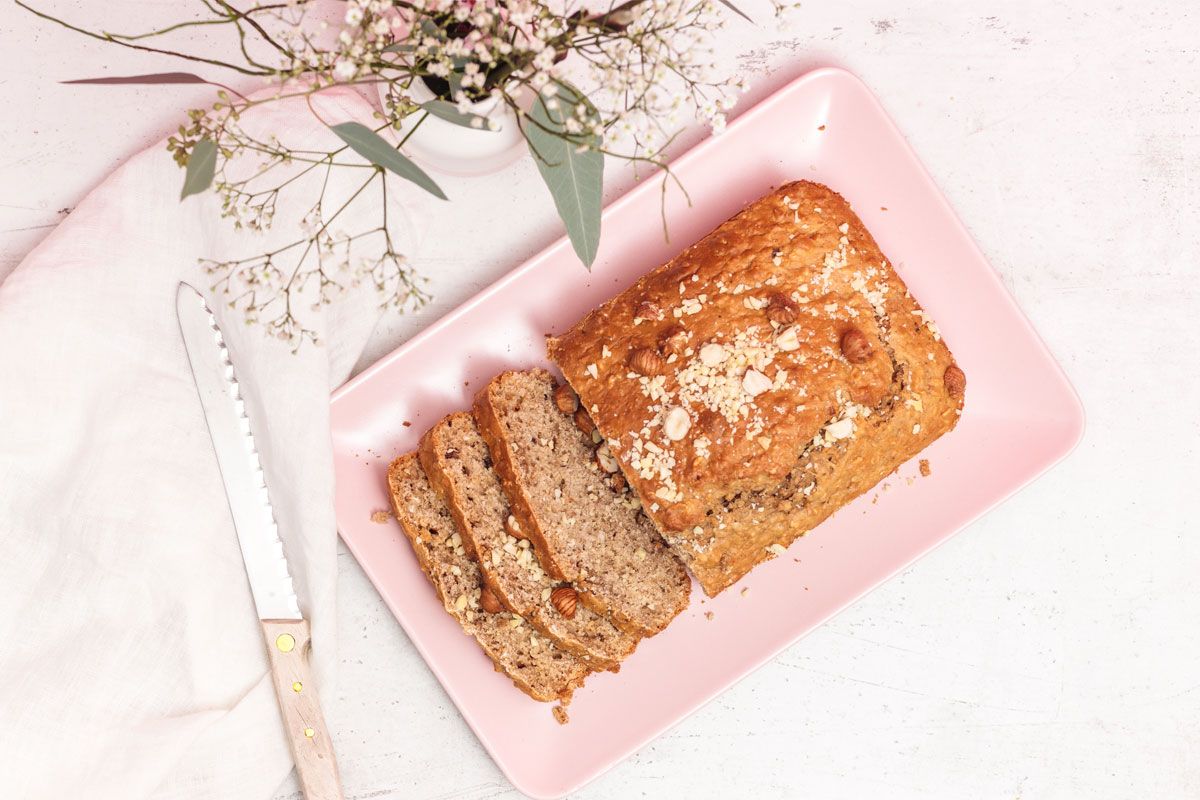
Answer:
[330, 67, 1084, 798]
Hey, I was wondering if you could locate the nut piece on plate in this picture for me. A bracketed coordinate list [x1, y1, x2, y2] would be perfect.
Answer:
[553, 383, 579, 415]
[628, 347, 666, 376]
[550, 586, 578, 619]
[944, 364, 966, 396]
[840, 327, 872, 363]
[479, 585, 503, 614]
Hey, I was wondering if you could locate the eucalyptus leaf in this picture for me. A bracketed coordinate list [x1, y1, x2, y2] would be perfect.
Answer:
[717, 0, 754, 22]
[180, 137, 216, 200]
[381, 43, 416, 53]
[525, 82, 603, 267]
[328, 122, 447, 200]
[64, 71, 212, 86]
[421, 100, 494, 131]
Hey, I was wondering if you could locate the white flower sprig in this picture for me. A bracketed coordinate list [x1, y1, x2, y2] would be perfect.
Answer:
[23, 0, 797, 348]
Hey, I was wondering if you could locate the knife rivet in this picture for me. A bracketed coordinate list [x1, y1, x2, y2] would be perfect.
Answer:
[292, 681, 303, 693]
[275, 633, 296, 653]
[304, 727, 315, 739]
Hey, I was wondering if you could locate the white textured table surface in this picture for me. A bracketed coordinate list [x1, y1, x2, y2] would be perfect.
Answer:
[3, 2, 1198, 798]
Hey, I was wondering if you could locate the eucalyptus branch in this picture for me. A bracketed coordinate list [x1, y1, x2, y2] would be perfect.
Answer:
[14, 1, 276, 75]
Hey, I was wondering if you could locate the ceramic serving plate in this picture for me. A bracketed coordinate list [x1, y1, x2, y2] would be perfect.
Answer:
[330, 67, 1084, 798]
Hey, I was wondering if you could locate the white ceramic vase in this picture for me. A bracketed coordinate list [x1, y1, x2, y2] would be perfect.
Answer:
[384, 78, 528, 177]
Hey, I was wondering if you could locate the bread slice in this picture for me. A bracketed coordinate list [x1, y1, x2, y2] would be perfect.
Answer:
[419, 413, 639, 670]
[473, 369, 691, 637]
[386, 453, 591, 702]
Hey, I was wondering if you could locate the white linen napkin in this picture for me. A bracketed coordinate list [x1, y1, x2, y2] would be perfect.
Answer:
[0, 87, 427, 799]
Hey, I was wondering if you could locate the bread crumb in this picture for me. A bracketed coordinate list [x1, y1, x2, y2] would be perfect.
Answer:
[919, 458, 931, 477]
[552, 704, 570, 725]
[740, 586, 749, 597]
[704, 611, 714, 620]
[370, 509, 392, 524]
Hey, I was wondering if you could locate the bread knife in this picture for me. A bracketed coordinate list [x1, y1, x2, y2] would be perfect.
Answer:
[175, 282, 344, 800]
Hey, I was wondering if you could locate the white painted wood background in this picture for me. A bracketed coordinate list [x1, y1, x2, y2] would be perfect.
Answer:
[3, 1, 1197, 798]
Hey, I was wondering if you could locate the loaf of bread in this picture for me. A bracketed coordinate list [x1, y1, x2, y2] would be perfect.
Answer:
[419, 412, 639, 669]
[473, 370, 691, 636]
[548, 181, 965, 595]
[387, 454, 591, 701]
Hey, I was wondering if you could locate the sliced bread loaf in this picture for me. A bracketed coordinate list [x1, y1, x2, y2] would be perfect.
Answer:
[387, 453, 591, 702]
[419, 413, 639, 670]
[473, 369, 691, 637]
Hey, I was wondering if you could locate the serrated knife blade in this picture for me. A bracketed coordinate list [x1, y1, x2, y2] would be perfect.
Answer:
[176, 282, 301, 620]
[176, 282, 343, 799]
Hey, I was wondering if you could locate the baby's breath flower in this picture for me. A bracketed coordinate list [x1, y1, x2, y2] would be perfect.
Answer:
[51, 0, 795, 348]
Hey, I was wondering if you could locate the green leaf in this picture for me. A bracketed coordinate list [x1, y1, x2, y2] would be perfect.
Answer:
[525, 82, 604, 267]
[381, 43, 416, 53]
[65, 71, 211, 86]
[180, 137, 216, 200]
[718, 0, 754, 22]
[420, 100, 494, 131]
[328, 122, 447, 200]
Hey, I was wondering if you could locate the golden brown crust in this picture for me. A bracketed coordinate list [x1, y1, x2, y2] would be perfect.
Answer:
[548, 181, 965, 595]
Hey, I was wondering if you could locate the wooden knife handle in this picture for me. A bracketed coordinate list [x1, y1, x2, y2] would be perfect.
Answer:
[262, 619, 344, 800]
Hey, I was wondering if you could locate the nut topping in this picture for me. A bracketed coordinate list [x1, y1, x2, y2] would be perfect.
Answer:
[634, 300, 660, 321]
[629, 347, 666, 376]
[550, 586, 578, 619]
[658, 325, 688, 356]
[479, 586, 503, 614]
[840, 328, 872, 364]
[698, 342, 727, 367]
[766, 292, 798, 325]
[609, 471, 627, 492]
[595, 443, 619, 473]
[663, 406, 691, 440]
[553, 383, 579, 415]
[943, 364, 966, 396]
[573, 407, 595, 436]
[742, 368, 773, 397]
[775, 325, 800, 352]
[503, 514, 525, 540]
